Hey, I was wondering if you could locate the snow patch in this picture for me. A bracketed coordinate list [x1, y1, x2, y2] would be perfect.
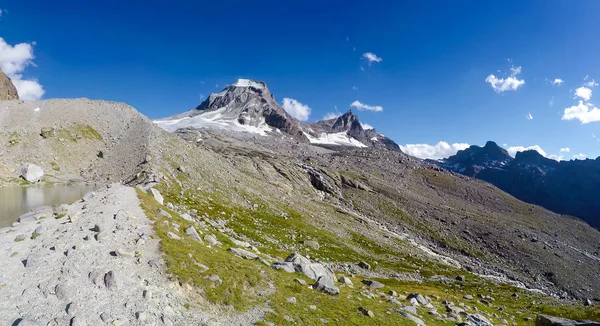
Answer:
[233, 79, 265, 89]
[304, 132, 367, 148]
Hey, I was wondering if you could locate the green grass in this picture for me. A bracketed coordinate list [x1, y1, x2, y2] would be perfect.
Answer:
[50, 161, 60, 172]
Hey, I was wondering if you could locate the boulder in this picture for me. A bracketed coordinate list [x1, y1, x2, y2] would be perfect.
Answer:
[408, 293, 429, 305]
[358, 261, 371, 270]
[272, 262, 296, 273]
[463, 314, 494, 326]
[535, 314, 600, 326]
[398, 311, 425, 325]
[228, 247, 258, 260]
[313, 275, 340, 295]
[185, 226, 202, 242]
[283, 253, 339, 295]
[40, 127, 55, 138]
[362, 279, 385, 289]
[150, 188, 164, 205]
[302, 240, 320, 249]
[21, 163, 44, 183]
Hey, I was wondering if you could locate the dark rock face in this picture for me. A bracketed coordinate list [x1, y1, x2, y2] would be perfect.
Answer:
[193, 80, 307, 141]
[0, 68, 19, 100]
[431, 141, 600, 228]
[305, 110, 401, 151]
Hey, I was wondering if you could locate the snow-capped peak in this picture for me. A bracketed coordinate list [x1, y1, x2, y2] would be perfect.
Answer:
[232, 79, 266, 89]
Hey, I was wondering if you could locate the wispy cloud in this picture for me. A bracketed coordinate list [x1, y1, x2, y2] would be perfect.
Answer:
[485, 65, 525, 93]
[362, 52, 382, 65]
[0, 37, 45, 100]
[551, 78, 564, 86]
[549, 97, 555, 107]
[361, 122, 374, 130]
[584, 75, 598, 87]
[560, 147, 570, 152]
[526, 113, 533, 120]
[282, 98, 311, 121]
[573, 153, 587, 160]
[400, 142, 470, 160]
[350, 100, 383, 112]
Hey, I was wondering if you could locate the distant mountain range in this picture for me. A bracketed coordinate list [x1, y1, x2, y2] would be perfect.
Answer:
[429, 141, 600, 228]
[154, 79, 400, 150]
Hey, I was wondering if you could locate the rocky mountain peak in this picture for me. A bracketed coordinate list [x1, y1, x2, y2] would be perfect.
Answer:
[0, 68, 19, 100]
[331, 110, 363, 133]
[514, 149, 556, 166]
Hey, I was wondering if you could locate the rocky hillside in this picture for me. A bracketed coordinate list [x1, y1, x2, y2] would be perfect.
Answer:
[430, 141, 600, 228]
[0, 68, 19, 100]
[1, 98, 599, 325]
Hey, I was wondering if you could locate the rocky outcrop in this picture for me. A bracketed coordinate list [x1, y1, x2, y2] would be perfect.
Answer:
[0, 68, 19, 100]
[21, 163, 44, 183]
[535, 314, 600, 325]
[431, 141, 600, 228]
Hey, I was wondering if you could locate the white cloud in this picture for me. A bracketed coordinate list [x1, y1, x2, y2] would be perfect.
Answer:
[0, 37, 45, 100]
[352, 86, 358, 90]
[562, 101, 600, 124]
[551, 78, 564, 86]
[400, 142, 470, 160]
[560, 147, 570, 152]
[547, 154, 563, 161]
[323, 112, 341, 120]
[361, 123, 374, 130]
[507, 145, 547, 158]
[526, 113, 533, 120]
[574, 87, 592, 101]
[485, 65, 525, 93]
[282, 98, 311, 121]
[350, 100, 383, 112]
[549, 97, 555, 108]
[584, 75, 598, 87]
[573, 153, 587, 160]
[362, 52, 382, 65]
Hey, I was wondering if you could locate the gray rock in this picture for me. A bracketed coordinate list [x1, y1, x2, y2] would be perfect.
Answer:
[161, 315, 174, 326]
[104, 270, 122, 290]
[158, 209, 171, 218]
[66, 302, 79, 316]
[180, 213, 193, 222]
[92, 224, 102, 232]
[55, 284, 73, 301]
[184, 226, 202, 242]
[463, 313, 494, 326]
[100, 312, 112, 323]
[302, 240, 320, 249]
[40, 127, 55, 138]
[313, 275, 340, 295]
[338, 276, 354, 287]
[362, 279, 385, 289]
[82, 191, 94, 202]
[115, 248, 135, 257]
[399, 306, 418, 315]
[535, 314, 600, 325]
[148, 258, 163, 267]
[398, 311, 425, 325]
[25, 253, 41, 268]
[464, 294, 474, 300]
[228, 247, 258, 259]
[195, 263, 209, 272]
[230, 237, 252, 248]
[286, 297, 297, 304]
[295, 278, 307, 285]
[358, 307, 374, 318]
[209, 274, 222, 284]
[14, 234, 27, 242]
[272, 262, 296, 273]
[167, 232, 181, 240]
[150, 188, 164, 205]
[584, 299, 593, 306]
[21, 163, 44, 183]
[18, 206, 54, 223]
[34, 225, 47, 235]
[70, 316, 84, 326]
[204, 234, 220, 246]
[456, 275, 466, 281]
[135, 311, 148, 321]
[358, 261, 371, 270]
[407, 293, 429, 305]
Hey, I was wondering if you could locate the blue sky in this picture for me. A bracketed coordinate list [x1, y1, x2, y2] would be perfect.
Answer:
[1, 0, 599, 160]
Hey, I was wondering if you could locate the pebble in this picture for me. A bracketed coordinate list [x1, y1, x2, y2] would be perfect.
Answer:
[55, 284, 72, 301]
[135, 311, 147, 321]
[104, 270, 121, 290]
[286, 297, 297, 304]
[167, 232, 181, 240]
[295, 278, 307, 285]
[209, 274, 222, 284]
[358, 307, 374, 318]
[100, 312, 112, 323]
[34, 225, 47, 235]
[115, 248, 135, 257]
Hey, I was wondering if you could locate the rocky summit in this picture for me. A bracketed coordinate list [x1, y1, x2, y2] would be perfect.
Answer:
[0, 68, 19, 100]
[431, 141, 600, 228]
[1, 84, 599, 325]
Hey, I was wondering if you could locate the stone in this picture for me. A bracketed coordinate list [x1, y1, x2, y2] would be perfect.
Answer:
[399, 306, 418, 315]
[150, 188, 164, 205]
[82, 192, 94, 202]
[95, 231, 108, 242]
[295, 278, 307, 285]
[158, 209, 171, 218]
[92, 224, 102, 232]
[309, 305, 317, 310]
[161, 315, 174, 326]
[535, 314, 600, 326]
[286, 297, 297, 304]
[180, 213, 193, 222]
[338, 276, 354, 287]
[104, 270, 122, 290]
[463, 313, 494, 326]
[228, 247, 258, 260]
[204, 234, 220, 246]
[313, 275, 340, 295]
[456, 275, 466, 281]
[362, 279, 385, 289]
[40, 127, 55, 138]
[584, 299, 593, 306]
[167, 232, 181, 240]
[272, 262, 296, 273]
[398, 311, 425, 325]
[18, 206, 54, 223]
[115, 248, 135, 257]
[135, 311, 148, 321]
[100, 312, 112, 323]
[66, 302, 79, 316]
[284, 253, 312, 266]
[185, 226, 202, 242]
[34, 225, 46, 235]
[195, 263, 209, 272]
[464, 294, 474, 300]
[55, 284, 73, 301]
[148, 258, 163, 267]
[209, 274, 222, 284]
[14, 234, 27, 242]
[388, 290, 398, 297]
[25, 253, 41, 268]
[302, 240, 320, 249]
[358, 261, 371, 270]
[358, 307, 374, 318]
[230, 237, 252, 248]
[21, 163, 44, 183]
[407, 293, 429, 305]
